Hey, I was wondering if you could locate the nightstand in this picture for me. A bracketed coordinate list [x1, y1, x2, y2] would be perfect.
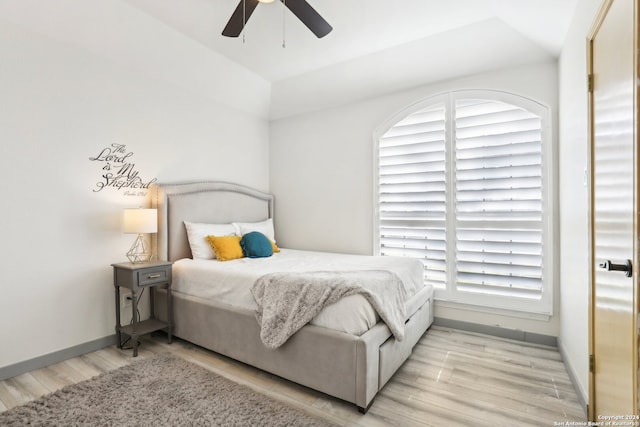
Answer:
[112, 260, 173, 357]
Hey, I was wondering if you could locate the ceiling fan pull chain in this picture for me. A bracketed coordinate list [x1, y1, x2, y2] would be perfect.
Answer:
[282, 0, 286, 48]
[242, 0, 246, 43]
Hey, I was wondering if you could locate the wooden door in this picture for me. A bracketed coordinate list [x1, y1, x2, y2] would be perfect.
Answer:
[588, 0, 638, 419]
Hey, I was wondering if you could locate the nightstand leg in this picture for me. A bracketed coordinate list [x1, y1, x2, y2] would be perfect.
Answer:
[131, 290, 138, 357]
[114, 285, 122, 348]
[167, 286, 172, 344]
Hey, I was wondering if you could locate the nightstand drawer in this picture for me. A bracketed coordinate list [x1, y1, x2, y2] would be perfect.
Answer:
[138, 266, 171, 286]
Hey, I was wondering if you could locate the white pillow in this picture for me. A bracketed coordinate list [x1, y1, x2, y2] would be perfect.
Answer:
[184, 221, 237, 259]
[233, 218, 275, 243]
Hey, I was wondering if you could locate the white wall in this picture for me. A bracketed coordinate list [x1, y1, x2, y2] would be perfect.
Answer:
[0, 0, 270, 370]
[557, 0, 603, 406]
[271, 61, 560, 336]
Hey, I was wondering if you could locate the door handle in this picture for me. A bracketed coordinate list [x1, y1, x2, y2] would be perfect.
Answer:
[599, 259, 633, 277]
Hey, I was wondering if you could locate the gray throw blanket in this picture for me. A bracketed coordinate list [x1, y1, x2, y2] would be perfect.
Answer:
[251, 270, 408, 349]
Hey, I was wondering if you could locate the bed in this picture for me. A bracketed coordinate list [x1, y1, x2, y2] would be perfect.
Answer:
[150, 181, 434, 412]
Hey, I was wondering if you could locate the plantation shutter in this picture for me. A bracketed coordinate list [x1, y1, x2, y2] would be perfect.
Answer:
[454, 99, 543, 299]
[378, 103, 447, 289]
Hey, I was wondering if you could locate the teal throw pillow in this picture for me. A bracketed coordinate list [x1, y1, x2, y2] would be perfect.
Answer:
[240, 231, 274, 258]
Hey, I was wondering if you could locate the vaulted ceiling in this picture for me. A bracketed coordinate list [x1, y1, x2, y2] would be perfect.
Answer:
[126, 0, 580, 83]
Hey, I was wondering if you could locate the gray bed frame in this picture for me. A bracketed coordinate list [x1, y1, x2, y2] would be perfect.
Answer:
[150, 181, 433, 412]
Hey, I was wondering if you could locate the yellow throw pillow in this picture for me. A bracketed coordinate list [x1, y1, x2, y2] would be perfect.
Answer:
[271, 240, 280, 253]
[206, 235, 244, 261]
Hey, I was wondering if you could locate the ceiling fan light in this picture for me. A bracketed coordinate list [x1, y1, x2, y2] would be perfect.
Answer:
[258, 0, 276, 3]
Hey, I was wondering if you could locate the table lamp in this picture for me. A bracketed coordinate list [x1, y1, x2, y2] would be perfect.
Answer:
[123, 208, 157, 263]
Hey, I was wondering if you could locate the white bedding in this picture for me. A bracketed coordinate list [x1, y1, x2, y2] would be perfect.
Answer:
[172, 248, 425, 336]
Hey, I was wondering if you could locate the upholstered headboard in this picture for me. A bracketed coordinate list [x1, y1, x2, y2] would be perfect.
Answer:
[151, 181, 274, 262]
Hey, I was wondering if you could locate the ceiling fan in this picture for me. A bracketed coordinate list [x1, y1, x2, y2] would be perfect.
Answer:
[222, 0, 332, 39]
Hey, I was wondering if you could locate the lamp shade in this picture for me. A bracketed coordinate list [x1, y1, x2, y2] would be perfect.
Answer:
[123, 208, 157, 234]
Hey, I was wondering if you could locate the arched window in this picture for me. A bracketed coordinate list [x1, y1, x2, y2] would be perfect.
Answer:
[374, 90, 553, 315]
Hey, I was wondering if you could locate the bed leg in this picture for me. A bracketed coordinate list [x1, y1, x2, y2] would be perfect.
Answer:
[357, 398, 375, 414]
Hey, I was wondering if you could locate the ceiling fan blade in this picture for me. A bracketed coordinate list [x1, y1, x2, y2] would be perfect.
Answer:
[222, 0, 260, 37]
[283, 0, 332, 38]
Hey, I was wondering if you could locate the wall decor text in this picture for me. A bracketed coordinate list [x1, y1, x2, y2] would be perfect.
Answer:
[89, 143, 157, 196]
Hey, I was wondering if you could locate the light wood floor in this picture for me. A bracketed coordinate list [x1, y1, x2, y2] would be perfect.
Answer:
[0, 326, 586, 426]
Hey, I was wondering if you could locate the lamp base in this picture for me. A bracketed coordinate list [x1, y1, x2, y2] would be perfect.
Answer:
[127, 234, 153, 264]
